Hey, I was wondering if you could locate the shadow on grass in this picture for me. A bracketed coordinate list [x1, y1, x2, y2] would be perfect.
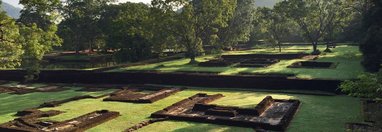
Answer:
[172, 122, 252, 132]
[0, 88, 115, 115]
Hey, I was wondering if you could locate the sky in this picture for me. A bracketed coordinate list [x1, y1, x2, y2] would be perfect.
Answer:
[2, 0, 152, 8]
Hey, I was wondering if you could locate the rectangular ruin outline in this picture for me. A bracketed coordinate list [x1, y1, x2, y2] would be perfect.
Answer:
[151, 94, 301, 131]
[0, 110, 120, 132]
[288, 61, 338, 69]
[103, 85, 184, 103]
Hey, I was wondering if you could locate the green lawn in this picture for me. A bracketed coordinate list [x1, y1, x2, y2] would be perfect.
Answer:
[0, 86, 362, 132]
[0, 86, 116, 122]
[109, 45, 364, 80]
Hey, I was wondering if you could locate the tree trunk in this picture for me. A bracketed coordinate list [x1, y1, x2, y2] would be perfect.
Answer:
[311, 41, 321, 55]
[188, 48, 197, 64]
[89, 39, 94, 53]
[324, 42, 332, 52]
[75, 41, 80, 54]
[189, 55, 197, 64]
[313, 42, 317, 51]
[278, 42, 282, 52]
[75, 35, 80, 54]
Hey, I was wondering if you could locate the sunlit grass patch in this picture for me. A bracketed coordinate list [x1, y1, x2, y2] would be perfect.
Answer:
[110, 45, 363, 80]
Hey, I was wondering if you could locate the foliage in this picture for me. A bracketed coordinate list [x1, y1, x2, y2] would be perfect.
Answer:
[18, 0, 61, 30]
[340, 0, 373, 42]
[255, 5, 297, 52]
[219, 0, 256, 49]
[340, 71, 382, 98]
[152, 0, 237, 63]
[279, 0, 348, 54]
[16, 0, 62, 81]
[359, 0, 382, 72]
[149, 3, 183, 56]
[99, 2, 152, 62]
[18, 24, 62, 81]
[0, 11, 23, 68]
[58, 0, 113, 53]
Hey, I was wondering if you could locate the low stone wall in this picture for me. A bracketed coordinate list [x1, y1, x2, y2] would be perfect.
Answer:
[288, 61, 337, 69]
[0, 70, 342, 93]
[221, 53, 309, 60]
[151, 94, 301, 131]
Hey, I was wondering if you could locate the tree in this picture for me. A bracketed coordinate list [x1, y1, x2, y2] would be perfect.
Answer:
[192, 0, 237, 51]
[152, 0, 237, 63]
[19, 24, 62, 81]
[280, 0, 346, 54]
[16, 0, 62, 81]
[99, 2, 153, 62]
[219, 0, 256, 50]
[360, 0, 382, 72]
[256, 5, 295, 52]
[0, 11, 23, 68]
[18, 0, 61, 31]
[59, 0, 114, 53]
[321, 0, 352, 52]
[149, 2, 182, 56]
[339, 0, 373, 42]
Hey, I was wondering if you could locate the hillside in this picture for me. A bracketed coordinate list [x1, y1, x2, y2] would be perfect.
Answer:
[1, 2, 21, 19]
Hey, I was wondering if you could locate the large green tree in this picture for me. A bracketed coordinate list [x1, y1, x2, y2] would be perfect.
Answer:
[219, 0, 255, 50]
[256, 5, 296, 52]
[19, 24, 62, 81]
[360, 0, 382, 72]
[280, 0, 347, 54]
[17, 0, 62, 81]
[18, 0, 61, 30]
[59, 0, 113, 53]
[340, 0, 373, 42]
[321, 0, 352, 52]
[0, 10, 23, 68]
[152, 0, 237, 63]
[99, 2, 153, 62]
[149, 1, 182, 55]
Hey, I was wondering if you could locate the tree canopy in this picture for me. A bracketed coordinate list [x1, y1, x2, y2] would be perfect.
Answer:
[0, 11, 23, 68]
[0, 0, 381, 74]
[152, 0, 237, 63]
[360, 0, 382, 72]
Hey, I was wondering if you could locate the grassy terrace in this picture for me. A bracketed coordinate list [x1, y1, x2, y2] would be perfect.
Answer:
[108, 45, 364, 80]
[0, 84, 361, 132]
[0, 45, 365, 131]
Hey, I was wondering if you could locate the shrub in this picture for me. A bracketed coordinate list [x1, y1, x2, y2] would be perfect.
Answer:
[340, 71, 382, 98]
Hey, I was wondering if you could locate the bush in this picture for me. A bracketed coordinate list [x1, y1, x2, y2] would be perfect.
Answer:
[340, 71, 382, 98]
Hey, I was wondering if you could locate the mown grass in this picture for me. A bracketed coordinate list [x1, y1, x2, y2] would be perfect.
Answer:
[109, 45, 364, 80]
[0, 86, 116, 123]
[0, 86, 362, 132]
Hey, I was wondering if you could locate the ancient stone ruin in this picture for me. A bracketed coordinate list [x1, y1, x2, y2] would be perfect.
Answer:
[151, 94, 300, 131]
[288, 61, 337, 69]
[346, 100, 382, 131]
[0, 84, 65, 95]
[198, 53, 310, 68]
[0, 110, 120, 132]
[103, 85, 183, 103]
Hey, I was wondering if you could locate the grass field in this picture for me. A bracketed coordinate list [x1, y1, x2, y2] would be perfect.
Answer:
[109, 45, 364, 80]
[0, 45, 365, 131]
[0, 85, 362, 132]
